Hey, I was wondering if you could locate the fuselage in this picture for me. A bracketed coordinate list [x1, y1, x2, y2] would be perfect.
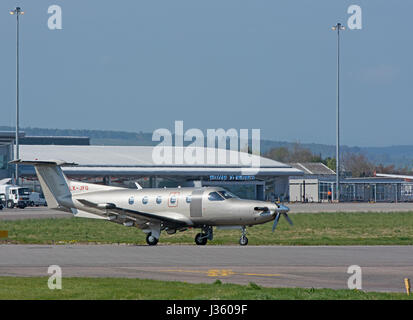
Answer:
[69, 184, 277, 227]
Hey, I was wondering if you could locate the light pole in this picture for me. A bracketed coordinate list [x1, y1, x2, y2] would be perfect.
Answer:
[10, 7, 24, 185]
[331, 22, 345, 202]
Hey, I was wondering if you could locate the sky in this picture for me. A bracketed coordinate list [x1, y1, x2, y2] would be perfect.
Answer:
[0, 0, 411, 147]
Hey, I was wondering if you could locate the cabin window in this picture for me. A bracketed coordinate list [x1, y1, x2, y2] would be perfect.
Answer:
[128, 196, 134, 205]
[156, 196, 162, 204]
[186, 195, 192, 203]
[208, 192, 224, 201]
[170, 196, 177, 204]
[142, 196, 149, 204]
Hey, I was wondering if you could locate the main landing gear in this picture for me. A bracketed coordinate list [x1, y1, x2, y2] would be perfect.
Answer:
[146, 233, 159, 246]
[194, 226, 249, 246]
[194, 226, 213, 245]
[239, 226, 248, 246]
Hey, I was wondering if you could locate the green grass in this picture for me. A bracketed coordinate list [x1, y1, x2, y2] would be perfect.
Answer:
[0, 276, 411, 300]
[1, 211, 413, 245]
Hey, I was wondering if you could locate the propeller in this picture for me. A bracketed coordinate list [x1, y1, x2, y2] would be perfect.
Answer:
[272, 203, 293, 232]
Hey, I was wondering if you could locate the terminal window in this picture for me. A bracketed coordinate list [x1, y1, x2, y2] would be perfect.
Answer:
[0, 156, 6, 170]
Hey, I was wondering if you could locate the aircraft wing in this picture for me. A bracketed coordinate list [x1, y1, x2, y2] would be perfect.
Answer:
[376, 173, 413, 180]
[77, 199, 193, 228]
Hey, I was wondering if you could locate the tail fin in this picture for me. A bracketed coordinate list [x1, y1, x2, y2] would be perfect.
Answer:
[10, 160, 75, 210]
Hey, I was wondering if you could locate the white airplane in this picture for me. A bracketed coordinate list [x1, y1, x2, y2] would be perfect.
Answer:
[11, 159, 292, 246]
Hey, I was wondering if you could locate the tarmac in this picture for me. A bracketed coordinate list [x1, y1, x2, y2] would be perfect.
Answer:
[1, 204, 412, 293]
[0, 244, 412, 292]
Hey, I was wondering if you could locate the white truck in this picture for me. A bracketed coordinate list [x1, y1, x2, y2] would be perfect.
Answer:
[28, 192, 47, 207]
[0, 185, 30, 209]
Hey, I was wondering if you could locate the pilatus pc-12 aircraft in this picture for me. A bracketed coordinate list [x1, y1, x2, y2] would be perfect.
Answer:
[11, 159, 292, 246]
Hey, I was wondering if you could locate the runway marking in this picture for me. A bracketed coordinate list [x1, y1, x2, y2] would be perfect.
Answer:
[159, 269, 281, 278]
[207, 269, 234, 277]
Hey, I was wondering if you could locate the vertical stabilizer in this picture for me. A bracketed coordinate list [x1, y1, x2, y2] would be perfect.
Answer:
[10, 160, 74, 210]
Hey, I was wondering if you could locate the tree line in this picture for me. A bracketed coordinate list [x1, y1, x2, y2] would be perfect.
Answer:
[264, 143, 412, 177]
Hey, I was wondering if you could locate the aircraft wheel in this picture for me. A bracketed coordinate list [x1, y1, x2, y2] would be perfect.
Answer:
[239, 236, 248, 246]
[146, 233, 159, 246]
[195, 233, 207, 245]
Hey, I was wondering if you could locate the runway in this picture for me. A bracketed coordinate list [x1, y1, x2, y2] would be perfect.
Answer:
[1, 244, 412, 293]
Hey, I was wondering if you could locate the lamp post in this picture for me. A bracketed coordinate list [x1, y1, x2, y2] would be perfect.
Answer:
[331, 22, 345, 202]
[10, 7, 24, 185]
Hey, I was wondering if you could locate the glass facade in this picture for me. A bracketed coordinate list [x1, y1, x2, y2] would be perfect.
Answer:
[318, 180, 412, 202]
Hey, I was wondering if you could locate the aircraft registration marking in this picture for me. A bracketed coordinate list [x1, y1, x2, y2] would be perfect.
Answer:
[71, 185, 89, 191]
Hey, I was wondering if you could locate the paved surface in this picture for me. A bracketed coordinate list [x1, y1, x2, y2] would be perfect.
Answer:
[1, 202, 412, 221]
[0, 244, 412, 293]
[0, 207, 72, 220]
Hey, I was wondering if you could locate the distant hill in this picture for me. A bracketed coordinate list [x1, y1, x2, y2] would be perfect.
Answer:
[1, 126, 412, 168]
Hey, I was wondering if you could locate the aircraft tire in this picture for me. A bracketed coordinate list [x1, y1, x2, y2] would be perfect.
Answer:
[195, 233, 207, 245]
[146, 233, 159, 246]
[239, 236, 248, 246]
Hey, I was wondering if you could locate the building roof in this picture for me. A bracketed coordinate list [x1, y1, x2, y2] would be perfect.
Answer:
[289, 162, 336, 175]
[20, 136, 90, 146]
[19, 145, 304, 178]
[0, 132, 90, 146]
[0, 131, 25, 145]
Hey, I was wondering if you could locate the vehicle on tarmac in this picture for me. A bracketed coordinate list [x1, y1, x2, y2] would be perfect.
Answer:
[11, 159, 293, 246]
[0, 184, 30, 209]
[28, 192, 47, 207]
[0, 193, 6, 210]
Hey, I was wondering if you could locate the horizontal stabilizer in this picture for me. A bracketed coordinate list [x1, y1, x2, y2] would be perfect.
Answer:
[9, 159, 77, 166]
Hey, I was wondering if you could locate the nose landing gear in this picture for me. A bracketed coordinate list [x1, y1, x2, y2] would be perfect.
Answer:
[239, 226, 248, 246]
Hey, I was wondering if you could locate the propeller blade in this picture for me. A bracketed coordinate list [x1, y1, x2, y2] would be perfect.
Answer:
[283, 213, 294, 226]
[272, 212, 281, 232]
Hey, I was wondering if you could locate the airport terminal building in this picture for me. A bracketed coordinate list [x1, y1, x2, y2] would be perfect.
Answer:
[0, 133, 304, 200]
[17, 145, 303, 201]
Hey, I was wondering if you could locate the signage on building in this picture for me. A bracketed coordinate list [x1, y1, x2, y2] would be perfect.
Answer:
[209, 175, 256, 181]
